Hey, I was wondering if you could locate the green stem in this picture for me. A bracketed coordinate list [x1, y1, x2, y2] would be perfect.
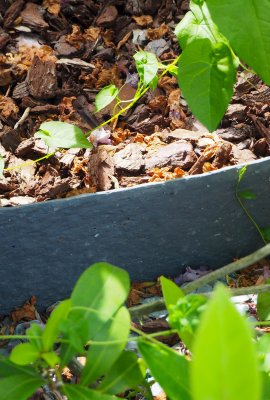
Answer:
[249, 321, 270, 326]
[86, 329, 177, 345]
[239, 61, 256, 74]
[3, 150, 58, 172]
[236, 168, 267, 245]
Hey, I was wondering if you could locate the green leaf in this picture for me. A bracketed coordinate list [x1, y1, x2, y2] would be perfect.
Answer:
[0, 154, 4, 179]
[178, 38, 237, 132]
[10, 343, 40, 366]
[25, 323, 43, 352]
[161, 276, 185, 309]
[191, 285, 261, 400]
[138, 340, 191, 400]
[238, 165, 247, 183]
[41, 352, 60, 368]
[95, 85, 119, 113]
[80, 306, 130, 386]
[175, 1, 227, 51]
[256, 335, 270, 373]
[35, 122, 93, 149]
[149, 75, 158, 91]
[134, 51, 158, 88]
[239, 190, 256, 200]
[262, 372, 270, 400]
[207, 0, 270, 85]
[0, 359, 40, 378]
[62, 385, 116, 400]
[70, 263, 130, 338]
[60, 310, 89, 369]
[168, 294, 207, 350]
[260, 228, 270, 243]
[98, 351, 146, 395]
[42, 299, 71, 352]
[0, 374, 45, 400]
[257, 278, 270, 320]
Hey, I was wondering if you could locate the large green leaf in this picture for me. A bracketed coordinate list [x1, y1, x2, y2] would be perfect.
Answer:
[98, 351, 146, 395]
[35, 121, 93, 149]
[0, 374, 45, 400]
[178, 38, 237, 132]
[262, 372, 270, 400]
[42, 299, 71, 352]
[207, 0, 270, 85]
[138, 340, 191, 400]
[175, 1, 228, 50]
[257, 278, 270, 320]
[0, 359, 40, 377]
[134, 51, 158, 88]
[95, 85, 119, 113]
[62, 385, 116, 400]
[10, 343, 40, 366]
[161, 276, 185, 309]
[191, 285, 261, 400]
[70, 263, 130, 338]
[80, 306, 130, 386]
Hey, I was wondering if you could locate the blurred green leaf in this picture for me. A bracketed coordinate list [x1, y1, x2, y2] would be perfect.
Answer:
[0, 374, 45, 400]
[260, 228, 270, 243]
[240, 190, 256, 199]
[161, 276, 185, 309]
[238, 165, 247, 183]
[149, 75, 158, 91]
[62, 384, 116, 400]
[41, 352, 60, 368]
[26, 324, 43, 352]
[134, 51, 158, 88]
[98, 351, 146, 395]
[95, 85, 119, 113]
[138, 340, 191, 400]
[80, 306, 130, 386]
[42, 299, 71, 352]
[10, 343, 40, 366]
[70, 263, 130, 338]
[35, 121, 93, 149]
[0, 359, 40, 377]
[257, 278, 270, 320]
[169, 294, 207, 350]
[191, 285, 261, 400]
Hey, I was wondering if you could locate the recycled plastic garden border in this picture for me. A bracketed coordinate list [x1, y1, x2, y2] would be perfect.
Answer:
[1, 157, 270, 314]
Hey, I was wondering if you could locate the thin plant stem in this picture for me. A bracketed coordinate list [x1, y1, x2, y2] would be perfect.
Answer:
[239, 61, 256, 74]
[241, 75, 270, 106]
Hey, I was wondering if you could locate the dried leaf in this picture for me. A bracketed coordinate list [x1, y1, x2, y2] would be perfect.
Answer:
[168, 88, 186, 129]
[96, 63, 124, 88]
[117, 30, 133, 50]
[66, 25, 86, 49]
[42, 0, 61, 15]
[84, 27, 101, 41]
[65, 187, 97, 198]
[148, 166, 186, 182]
[148, 96, 167, 113]
[158, 76, 178, 94]
[0, 96, 19, 119]
[132, 15, 153, 27]
[102, 29, 115, 47]
[202, 162, 218, 173]
[111, 128, 132, 144]
[144, 133, 167, 154]
[146, 23, 169, 40]
[10, 296, 36, 322]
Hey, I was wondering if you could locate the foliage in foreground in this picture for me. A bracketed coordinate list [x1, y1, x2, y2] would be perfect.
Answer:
[1, 262, 270, 399]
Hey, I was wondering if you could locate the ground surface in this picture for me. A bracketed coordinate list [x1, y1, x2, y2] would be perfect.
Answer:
[0, 0, 269, 206]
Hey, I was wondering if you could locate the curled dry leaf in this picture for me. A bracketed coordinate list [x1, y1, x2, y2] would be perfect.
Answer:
[96, 63, 124, 88]
[132, 15, 153, 27]
[10, 296, 37, 322]
[117, 30, 133, 50]
[111, 128, 132, 144]
[148, 95, 167, 113]
[158, 76, 178, 94]
[66, 25, 86, 49]
[168, 89, 186, 129]
[146, 23, 169, 40]
[203, 143, 220, 160]
[102, 29, 115, 47]
[144, 133, 167, 154]
[84, 27, 101, 41]
[148, 166, 186, 182]
[202, 162, 218, 173]
[41, 0, 61, 15]
[0, 96, 19, 119]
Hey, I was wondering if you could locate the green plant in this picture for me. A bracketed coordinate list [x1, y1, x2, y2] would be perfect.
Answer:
[236, 165, 270, 245]
[2, 260, 270, 399]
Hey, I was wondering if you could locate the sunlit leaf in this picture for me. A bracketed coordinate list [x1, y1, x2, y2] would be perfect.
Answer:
[134, 51, 158, 88]
[35, 121, 93, 149]
[95, 85, 119, 113]
[62, 384, 116, 400]
[161, 276, 185, 309]
[10, 343, 40, 366]
[257, 278, 270, 320]
[0, 374, 45, 400]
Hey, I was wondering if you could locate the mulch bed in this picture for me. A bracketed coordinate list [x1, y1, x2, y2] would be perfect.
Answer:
[0, 0, 269, 207]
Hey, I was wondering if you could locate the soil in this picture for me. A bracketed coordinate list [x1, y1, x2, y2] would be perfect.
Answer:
[0, 0, 269, 206]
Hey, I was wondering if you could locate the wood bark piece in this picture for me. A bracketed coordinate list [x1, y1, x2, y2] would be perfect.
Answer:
[0, 126, 21, 152]
[141, 319, 179, 345]
[88, 150, 114, 191]
[230, 146, 257, 165]
[216, 126, 251, 142]
[254, 138, 267, 156]
[54, 35, 85, 58]
[187, 155, 207, 175]
[114, 143, 144, 172]
[30, 105, 60, 115]
[212, 142, 232, 168]
[250, 114, 270, 146]
[3, 0, 24, 29]
[225, 104, 247, 122]
[145, 141, 197, 171]
[97, 5, 118, 28]
[0, 31, 10, 50]
[20, 3, 49, 30]
[165, 129, 208, 142]
[13, 82, 30, 100]
[26, 56, 57, 99]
